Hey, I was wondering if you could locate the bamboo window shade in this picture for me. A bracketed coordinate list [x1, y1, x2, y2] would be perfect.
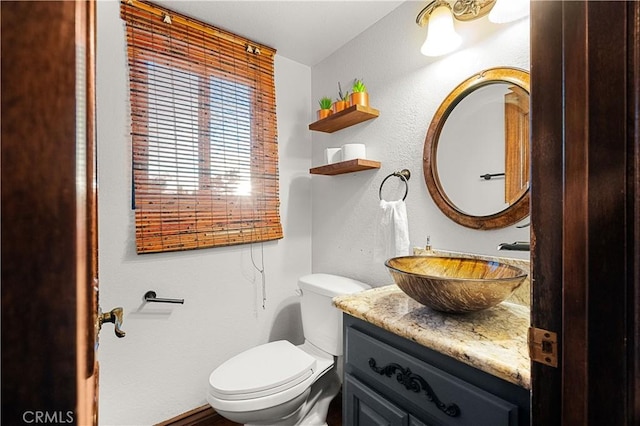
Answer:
[121, 0, 282, 254]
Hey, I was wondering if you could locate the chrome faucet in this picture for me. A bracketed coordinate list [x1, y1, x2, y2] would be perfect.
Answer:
[497, 241, 530, 251]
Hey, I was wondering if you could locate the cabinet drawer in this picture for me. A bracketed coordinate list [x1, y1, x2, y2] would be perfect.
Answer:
[345, 326, 519, 426]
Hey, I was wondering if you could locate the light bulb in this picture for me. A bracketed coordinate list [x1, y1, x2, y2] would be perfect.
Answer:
[420, 4, 462, 57]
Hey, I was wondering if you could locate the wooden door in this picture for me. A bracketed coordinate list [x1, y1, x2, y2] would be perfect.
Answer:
[1, 1, 100, 424]
[530, 1, 640, 424]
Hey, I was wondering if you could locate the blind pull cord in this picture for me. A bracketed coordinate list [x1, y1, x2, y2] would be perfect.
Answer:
[251, 241, 266, 309]
[261, 268, 267, 310]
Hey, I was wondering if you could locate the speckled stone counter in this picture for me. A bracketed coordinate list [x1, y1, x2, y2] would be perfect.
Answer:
[333, 285, 531, 389]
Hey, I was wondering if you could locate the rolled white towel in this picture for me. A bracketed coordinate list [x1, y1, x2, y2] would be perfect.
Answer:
[374, 199, 410, 263]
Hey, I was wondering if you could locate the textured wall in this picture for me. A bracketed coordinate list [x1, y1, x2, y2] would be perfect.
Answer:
[311, 2, 530, 286]
[96, 1, 529, 423]
[96, 1, 312, 424]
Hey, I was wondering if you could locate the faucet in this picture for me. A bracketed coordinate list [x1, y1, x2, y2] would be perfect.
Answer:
[497, 241, 530, 251]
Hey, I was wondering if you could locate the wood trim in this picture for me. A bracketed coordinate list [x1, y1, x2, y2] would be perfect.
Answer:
[1, 1, 84, 424]
[157, 393, 343, 426]
[563, 2, 631, 424]
[76, 0, 99, 424]
[531, 1, 640, 425]
[530, 1, 567, 424]
[628, 2, 640, 423]
[561, 2, 589, 423]
[155, 405, 226, 426]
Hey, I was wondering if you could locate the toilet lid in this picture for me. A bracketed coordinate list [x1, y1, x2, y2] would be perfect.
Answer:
[209, 340, 316, 400]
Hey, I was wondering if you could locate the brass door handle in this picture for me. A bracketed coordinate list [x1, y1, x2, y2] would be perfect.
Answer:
[98, 307, 126, 338]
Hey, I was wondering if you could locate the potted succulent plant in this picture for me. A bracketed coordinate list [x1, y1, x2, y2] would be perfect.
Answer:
[349, 78, 369, 107]
[332, 82, 349, 113]
[317, 96, 333, 120]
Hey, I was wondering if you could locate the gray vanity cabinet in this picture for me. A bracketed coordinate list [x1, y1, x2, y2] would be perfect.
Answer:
[342, 314, 530, 426]
[344, 375, 409, 426]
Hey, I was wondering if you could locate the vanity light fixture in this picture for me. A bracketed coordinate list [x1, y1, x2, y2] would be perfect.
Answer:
[416, 0, 529, 57]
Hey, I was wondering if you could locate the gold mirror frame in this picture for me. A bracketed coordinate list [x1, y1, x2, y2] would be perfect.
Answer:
[423, 67, 530, 230]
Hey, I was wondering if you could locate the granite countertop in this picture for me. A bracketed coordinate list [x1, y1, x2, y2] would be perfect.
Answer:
[333, 285, 531, 389]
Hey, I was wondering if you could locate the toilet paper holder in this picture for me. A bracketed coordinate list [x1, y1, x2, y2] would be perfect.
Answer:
[379, 169, 411, 201]
[144, 290, 184, 304]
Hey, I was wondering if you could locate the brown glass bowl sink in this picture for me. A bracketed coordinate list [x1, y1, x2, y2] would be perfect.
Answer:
[385, 256, 528, 313]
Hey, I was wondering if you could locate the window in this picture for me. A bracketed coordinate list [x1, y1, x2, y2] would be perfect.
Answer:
[121, 0, 282, 253]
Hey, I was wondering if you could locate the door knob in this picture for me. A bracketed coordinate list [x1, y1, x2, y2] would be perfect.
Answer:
[98, 307, 126, 338]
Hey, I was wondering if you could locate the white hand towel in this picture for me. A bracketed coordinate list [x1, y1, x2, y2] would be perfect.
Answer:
[374, 200, 410, 263]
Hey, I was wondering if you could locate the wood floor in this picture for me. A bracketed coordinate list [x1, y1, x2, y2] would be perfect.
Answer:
[326, 394, 343, 426]
[209, 394, 342, 426]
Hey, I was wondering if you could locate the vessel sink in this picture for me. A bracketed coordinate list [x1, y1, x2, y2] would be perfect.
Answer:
[385, 256, 528, 313]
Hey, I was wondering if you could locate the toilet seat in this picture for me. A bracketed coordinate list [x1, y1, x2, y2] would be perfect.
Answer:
[208, 341, 322, 412]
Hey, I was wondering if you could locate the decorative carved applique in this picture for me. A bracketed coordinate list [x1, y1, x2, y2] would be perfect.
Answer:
[369, 358, 461, 417]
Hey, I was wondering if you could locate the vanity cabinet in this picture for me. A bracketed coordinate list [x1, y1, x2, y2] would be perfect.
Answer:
[343, 315, 530, 426]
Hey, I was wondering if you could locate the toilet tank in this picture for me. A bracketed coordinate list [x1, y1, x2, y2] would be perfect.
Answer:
[298, 273, 370, 356]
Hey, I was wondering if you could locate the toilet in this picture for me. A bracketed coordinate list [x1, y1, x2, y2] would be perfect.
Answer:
[206, 273, 370, 426]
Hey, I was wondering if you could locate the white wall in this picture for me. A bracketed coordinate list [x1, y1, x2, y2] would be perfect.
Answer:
[311, 2, 530, 286]
[96, 1, 312, 424]
[97, 0, 529, 423]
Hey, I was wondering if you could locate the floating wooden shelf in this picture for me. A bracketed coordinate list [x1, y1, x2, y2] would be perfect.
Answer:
[309, 159, 381, 176]
[308, 104, 379, 133]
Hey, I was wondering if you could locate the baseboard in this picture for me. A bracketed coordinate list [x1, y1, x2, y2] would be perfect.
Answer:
[157, 391, 343, 426]
[156, 404, 224, 426]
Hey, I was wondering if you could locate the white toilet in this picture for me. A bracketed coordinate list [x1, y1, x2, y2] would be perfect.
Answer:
[206, 273, 370, 426]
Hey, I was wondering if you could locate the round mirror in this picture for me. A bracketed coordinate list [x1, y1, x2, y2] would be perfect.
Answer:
[423, 67, 530, 230]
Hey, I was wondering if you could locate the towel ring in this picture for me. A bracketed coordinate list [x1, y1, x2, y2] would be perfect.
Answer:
[379, 169, 411, 201]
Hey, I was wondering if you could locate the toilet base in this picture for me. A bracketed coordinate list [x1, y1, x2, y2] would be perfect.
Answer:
[216, 365, 341, 426]
[215, 389, 310, 426]
[295, 366, 341, 426]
